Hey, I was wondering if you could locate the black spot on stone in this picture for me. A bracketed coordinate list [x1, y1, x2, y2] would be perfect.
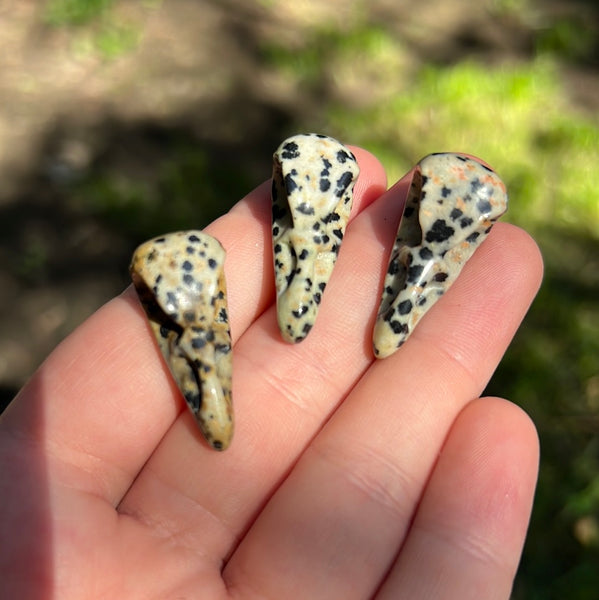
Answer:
[218, 308, 228, 323]
[184, 390, 201, 412]
[318, 282, 326, 291]
[302, 322, 313, 334]
[390, 320, 408, 335]
[321, 158, 332, 174]
[292, 305, 309, 318]
[441, 186, 452, 198]
[186, 246, 195, 254]
[208, 258, 217, 269]
[332, 228, 343, 240]
[466, 231, 481, 243]
[433, 272, 449, 282]
[313, 292, 321, 304]
[159, 325, 170, 339]
[419, 247, 433, 260]
[188, 234, 200, 242]
[460, 217, 474, 229]
[206, 330, 215, 342]
[336, 150, 351, 163]
[476, 199, 492, 214]
[155, 274, 163, 284]
[403, 206, 415, 218]
[154, 237, 166, 243]
[313, 235, 322, 244]
[299, 249, 309, 260]
[321, 234, 330, 244]
[322, 212, 341, 223]
[284, 173, 298, 196]
[335, 171, 354, 197]
[425, 219, 455, 243]
[385, 285, 394, 295]
[471, 178, 484, 193]
[296, 202, 315, 215]
[192, 337, 206, 349]
[450, 208, 463, 221]
[398, 300, 413, 315]
[182, 260, 193, 271]
[274, 243, 282, 253]
[313, 222, 321, 231]
[407, 264, 424, 283]
[281, 141, 300, 160]
[319, 178, 331, 192]
[183, 274, 196, 287]
[215, 342, 231, 354]
[417, 296, 427, 306]
[388, 260, 400, 275]
[212, 440, 223, 450]
[456, 155, 468, 162]
[183, 311, 195, 323]
[272, 226, 279, 237]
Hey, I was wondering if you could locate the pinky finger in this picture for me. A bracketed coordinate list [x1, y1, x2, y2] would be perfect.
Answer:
[378, 397, 539, 600]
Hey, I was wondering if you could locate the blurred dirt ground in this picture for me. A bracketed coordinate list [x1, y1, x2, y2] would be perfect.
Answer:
[0, 0, 597, 403]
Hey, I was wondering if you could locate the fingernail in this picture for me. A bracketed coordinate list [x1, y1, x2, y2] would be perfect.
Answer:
[130, 231, 233, 450]
[373, 153, 508, 359]
[272, 133, 360, 343]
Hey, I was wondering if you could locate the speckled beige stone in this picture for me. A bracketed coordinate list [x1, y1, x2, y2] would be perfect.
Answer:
[130, 231, 233, 450]
[373, 153, 508, 358]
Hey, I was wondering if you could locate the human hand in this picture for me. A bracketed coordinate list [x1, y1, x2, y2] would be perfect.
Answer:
[0, 147, 542, 599]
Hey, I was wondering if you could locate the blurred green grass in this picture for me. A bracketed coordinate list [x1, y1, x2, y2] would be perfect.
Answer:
[34, 1, 599, 597]
[44, 0, 144, 58]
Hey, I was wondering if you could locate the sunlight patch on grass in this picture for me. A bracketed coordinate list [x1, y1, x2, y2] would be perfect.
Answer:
[43, 0, 157, 60]
[328, 59, 599, 236]
[44, 0, 113, 26]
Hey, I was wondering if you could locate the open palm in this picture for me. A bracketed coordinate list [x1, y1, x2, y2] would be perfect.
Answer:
[1, 148, 542, 599]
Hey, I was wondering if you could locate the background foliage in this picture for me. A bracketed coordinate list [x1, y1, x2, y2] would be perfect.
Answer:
[1, 0, 598, 597]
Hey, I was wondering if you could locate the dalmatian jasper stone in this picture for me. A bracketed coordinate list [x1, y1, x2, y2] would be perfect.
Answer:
[373, 153, 508, 359]
[272, 133, 360, 343]
[130, 231, 233, 450]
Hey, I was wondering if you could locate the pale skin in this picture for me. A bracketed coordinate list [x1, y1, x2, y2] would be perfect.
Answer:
[0, 147, 543, 599]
